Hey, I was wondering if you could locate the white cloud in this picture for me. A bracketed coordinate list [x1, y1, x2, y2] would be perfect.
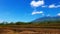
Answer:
[49, 4, 56, 8]
[49, 4, 60, 8]
[30, 0, 44, 7]
[47, 14, 50, 17]
[41, 5, 47, 8]
[32, 11, 43, 15]
[57, 13, 60, 16]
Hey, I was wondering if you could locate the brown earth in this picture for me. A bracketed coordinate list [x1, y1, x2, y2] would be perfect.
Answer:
[0, 27, 60, 34]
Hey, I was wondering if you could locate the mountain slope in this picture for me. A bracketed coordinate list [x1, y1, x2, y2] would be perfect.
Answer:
[32, 16, 60, 23]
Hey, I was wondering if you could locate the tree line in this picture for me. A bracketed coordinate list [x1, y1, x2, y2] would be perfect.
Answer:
[0, 20, 60, 25]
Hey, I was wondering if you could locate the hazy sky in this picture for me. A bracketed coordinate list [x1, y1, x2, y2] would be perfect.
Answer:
[0, 0, 60, 22]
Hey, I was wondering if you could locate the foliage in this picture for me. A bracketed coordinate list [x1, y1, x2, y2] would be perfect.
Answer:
[0, 20, 60, 26]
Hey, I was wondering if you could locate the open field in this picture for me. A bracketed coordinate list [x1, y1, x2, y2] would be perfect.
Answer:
[0, 22, 60, 34]
[0, 25, 60, 34]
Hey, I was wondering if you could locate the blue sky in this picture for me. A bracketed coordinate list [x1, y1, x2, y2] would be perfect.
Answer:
[0, 0, 60, 22]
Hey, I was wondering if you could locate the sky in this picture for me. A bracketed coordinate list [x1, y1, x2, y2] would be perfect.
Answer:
[0, 0, 60, 22]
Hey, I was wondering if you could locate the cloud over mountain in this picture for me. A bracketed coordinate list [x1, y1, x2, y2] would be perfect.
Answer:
[49, 4, 60, 8]
[32, 11, 43, 15]
[57, 13, 60, 16]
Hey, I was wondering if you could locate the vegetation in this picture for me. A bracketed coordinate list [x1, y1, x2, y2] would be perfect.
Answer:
[0, 20, 60, 26]
[0, 20, 60, 28]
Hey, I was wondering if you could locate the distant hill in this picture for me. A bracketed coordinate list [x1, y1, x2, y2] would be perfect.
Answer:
[31, 16, 60, 23]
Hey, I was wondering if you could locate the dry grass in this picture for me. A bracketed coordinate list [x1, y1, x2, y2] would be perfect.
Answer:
[0, 25, 60, 34]
[0, 27, 60, 34]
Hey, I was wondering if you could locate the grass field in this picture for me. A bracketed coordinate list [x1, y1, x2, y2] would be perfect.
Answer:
[0, 27, 60, 34]
[0, 24, 60, 34]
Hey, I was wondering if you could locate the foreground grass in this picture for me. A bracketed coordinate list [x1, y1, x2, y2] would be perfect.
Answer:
[0, 23, 60, 29]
